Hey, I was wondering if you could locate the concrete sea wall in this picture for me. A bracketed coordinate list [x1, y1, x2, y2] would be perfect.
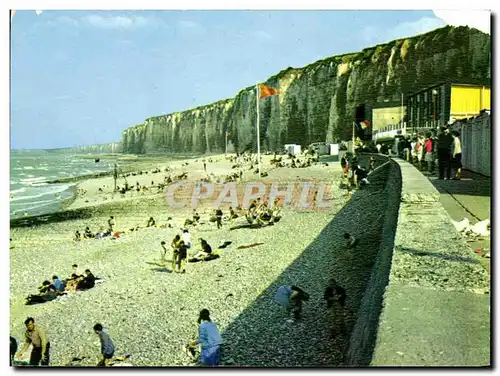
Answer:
[345, 156, 490, 366]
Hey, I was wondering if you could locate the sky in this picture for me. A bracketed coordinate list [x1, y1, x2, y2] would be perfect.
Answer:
[10, 9, 490, 149]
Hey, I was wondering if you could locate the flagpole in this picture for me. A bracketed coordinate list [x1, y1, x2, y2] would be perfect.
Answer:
[256, 84, 261, 177]
[352, 121, 355, 153]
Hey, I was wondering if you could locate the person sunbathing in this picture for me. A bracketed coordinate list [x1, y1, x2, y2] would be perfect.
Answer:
[26, 285, 62, 305]
[189, 239, 213, 262]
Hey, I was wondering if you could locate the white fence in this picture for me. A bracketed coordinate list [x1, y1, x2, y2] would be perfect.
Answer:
[452, 113, 491, 176]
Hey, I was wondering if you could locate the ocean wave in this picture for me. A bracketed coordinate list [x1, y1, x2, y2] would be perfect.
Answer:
[23, 166, 34, 170]
[10, 184, 73, 202]
[20, 177, 47, 185]
[11, 200, 59, 216]
[10, 197, 57, 208]
[10, 187, 26, 195]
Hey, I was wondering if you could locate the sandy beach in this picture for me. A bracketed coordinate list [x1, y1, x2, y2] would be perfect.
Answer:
[10, 152, 389, 366]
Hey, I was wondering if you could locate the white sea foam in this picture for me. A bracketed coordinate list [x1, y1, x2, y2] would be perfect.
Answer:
[10, 187, 26, 195]
[20, 177, 47, 185]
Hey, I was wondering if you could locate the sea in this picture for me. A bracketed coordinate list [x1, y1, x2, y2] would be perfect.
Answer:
[10, 150, 120, 219]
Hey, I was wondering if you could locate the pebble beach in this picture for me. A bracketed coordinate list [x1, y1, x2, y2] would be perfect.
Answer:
[10, 153, 391, 367]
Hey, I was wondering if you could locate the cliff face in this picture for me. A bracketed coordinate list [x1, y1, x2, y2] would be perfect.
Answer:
[121, 26, 490, 154]
[49, 142, 122, 154]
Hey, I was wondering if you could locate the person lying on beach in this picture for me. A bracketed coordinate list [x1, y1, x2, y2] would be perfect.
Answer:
[273, 285, 310, 321]
[26, 285, 63, 305]
[147, 217, 156, 227]
[74, 230, 81, 241]
[189, 238, 213, 262]
[84, 227, 94, 239]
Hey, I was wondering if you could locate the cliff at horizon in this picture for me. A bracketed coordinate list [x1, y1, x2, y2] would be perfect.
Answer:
[121, 26, 490, 154]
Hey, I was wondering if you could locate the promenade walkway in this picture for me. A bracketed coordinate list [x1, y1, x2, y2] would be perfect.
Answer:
[371, 159, 490, 366]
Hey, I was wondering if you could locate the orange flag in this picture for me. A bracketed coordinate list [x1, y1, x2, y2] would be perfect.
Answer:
[259, 84, 279, 100]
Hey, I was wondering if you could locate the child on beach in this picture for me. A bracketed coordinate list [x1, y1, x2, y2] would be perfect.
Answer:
[184, 309, 223, 366]
[93, 323, 115, 367]
[160, 241, 168, 265]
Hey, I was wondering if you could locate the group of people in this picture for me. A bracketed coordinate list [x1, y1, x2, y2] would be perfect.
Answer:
[273, 278, 347, 336]
[244, 198, 282, 227]
[340, 153, 372, 190]
[162, 230, 224, 271]
[25, 265, 96, 305]
[11, 318, 116, 367]
[400, 126, 462, 180]
[74, 216, 116, 241]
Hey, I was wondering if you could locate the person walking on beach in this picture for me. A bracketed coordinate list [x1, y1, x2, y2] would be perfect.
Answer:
[171, 235, 181, 270]
[17, 317, 50, 366]
[215, 208, 223, 229]
[176, 240, 188, 273]
[107, 216, 115, 232]
[184, 309, 223, 366]
[93, 323, 115, 367]
[182, 229, 192, 249]
[160, 241, 168, 265]
[203, 161, 207, 173]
